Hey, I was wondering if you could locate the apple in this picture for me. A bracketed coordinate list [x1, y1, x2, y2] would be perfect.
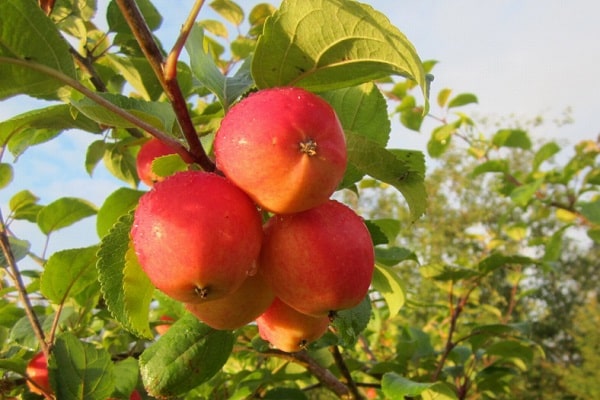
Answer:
[155, 315, 175, 335]
[186, 272, 275, 330]
[214, 87, 347, 214]
[136, 137, 178, 186]
[259, 200, 374, 317]
[26, 352, 51, 396]
[132, 171, 263, 303]
[256, 297, 330, 353]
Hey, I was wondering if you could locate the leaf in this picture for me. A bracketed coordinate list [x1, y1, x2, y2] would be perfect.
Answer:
[447, 93, 478, 108]
[37, 197, 97, 235]
[382, 373, 435, 398]
[97, 212, 154, 339]
[532, 141, 561, 171]
[106, 0, 162, 33]
[40, 246, 99, 305]
[96, 187, 145, 239]
[372, 263, 405, 317]
[140, 314, 235, 398]
[186, 26, 254, 110]
[210, 0, 245, 26]
[346, 133, 426, 220]
[510, 178, 543, 207]
[492, 129, 532, 150]
[49, 332, 115, 400]
[71, 93, 178, 133]
[427, 122, 457, 158]
[85, 140, 107, 175]
[578, 200, 600, 225]
[364, 220, 388, 246]
[252, 0, 428, 108]
[0, 163, 13, 189]
[0, 0, 76, 100]
[375, 246, 418, 266]
[478, 253, 534, 274]
[422, 383, 459, 400]
[320, 82, 391, 147]
[104, 54, 163, 101]
[103, 138, 139, 187]
[0, 237, 30, 267]
[151, 154, 188, 180]
[331, 295, 372, 347]
[112, 357, 140, 399]
[437, 88, 452, 108]
[370, 219, 401, 244]
[486, 340, 535, 370]
[471, 160, 508, 178]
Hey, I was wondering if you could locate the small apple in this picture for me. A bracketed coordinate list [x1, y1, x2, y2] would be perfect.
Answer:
[259, 200, 374, 317]
[155, 315, 175, 335]
[136, 137, 178, 186]
[186, 272, 275, 330]
[26, 352, 51, 396]
[132, 171, 263, 303]
[256, 297, 330, 353]
[214, 87, 347, 214]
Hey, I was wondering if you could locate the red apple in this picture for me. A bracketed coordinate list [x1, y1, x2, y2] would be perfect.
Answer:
[259, 200, 374, 317]
[256, 297, 330, 353]
[155, 315, 175, 335]
[136, 137, 178, 186]
[132, 171, 263, 303]
[214, 87, 347, 214]
[186, 272, 275, 330]
[26, 352, 51, 396]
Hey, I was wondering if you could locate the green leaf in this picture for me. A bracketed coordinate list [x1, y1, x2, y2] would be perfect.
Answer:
[478, 253, 534, 274]
[97, 212, 153, 339]
[510, 178, 543, 207]
[0, 163, 13, 189]
[71, 93, 178, 133]
[471, 160, 508, 178]
[486, 340, 535, 370]
[578, 200, 600, 225]
[370, 219, 401, 244]
[210, 0, 245, 26]
[422, 383, 459, 400]
[140, 314, 235, 398]
[104, 54, 163, 101]
[252, 0, 428, 107]
[199, 19, 229, 39]
[40, 246, 99, 304]
[9, 190, 44, 222]
[382, 373, 435, 398]
[320, 82, 391, 147]
[49, 332, 115, 400]
[532, 141, 561, 171]
[37, 197, 97, 235]
[112, 358, 140, 400]
[85, 140, 107, 175]
[151, 154, 188, 180]
[0, 237, 30, 267]
[492, 129, 532, 150]
[437, 88, 452, 108]
[186, 26, 253, 110]
[364, 220, 389, 246]
[331, 295, 372, 347]
[372, 263, 405, 317]
[0, 299, 26, 328]
[0, 0, 76, 100]
[106, 0, 162, 33]
[0, 105, 101, 157]
[427, 122, 457, 158]
[375, 246, 418, 266]
[346, 132, 426, 220]
[96, 187, 144, 239]
[447, 93, 478, 108]
[103, 138, 139, 187]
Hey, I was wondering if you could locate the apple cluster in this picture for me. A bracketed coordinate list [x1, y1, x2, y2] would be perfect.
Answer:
[132, 87, 374, 352]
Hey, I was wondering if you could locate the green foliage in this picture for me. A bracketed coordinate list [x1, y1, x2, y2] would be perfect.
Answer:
[0, 0, 597, 399]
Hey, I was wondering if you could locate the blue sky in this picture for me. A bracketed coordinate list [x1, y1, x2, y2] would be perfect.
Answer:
[1, 1, 599, 266]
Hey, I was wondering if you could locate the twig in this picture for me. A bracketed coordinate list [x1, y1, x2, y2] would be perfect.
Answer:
[115, 0, 215, 172]
[0, 210, 49, 356]
[330, 345, 363, 399]
[262, 349, 352, 399]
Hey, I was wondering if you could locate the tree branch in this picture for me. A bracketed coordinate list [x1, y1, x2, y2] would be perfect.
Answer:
[330, 345, 363, 399]
[0, 211, 49, 356]
[114, 0, 215, 172]
[262, 349, 352, 399]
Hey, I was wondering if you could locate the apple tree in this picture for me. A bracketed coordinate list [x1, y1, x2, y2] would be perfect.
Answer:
[0, 0, 598, 400]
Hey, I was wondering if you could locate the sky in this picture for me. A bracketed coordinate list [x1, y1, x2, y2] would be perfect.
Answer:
[1, 0, 599, 265]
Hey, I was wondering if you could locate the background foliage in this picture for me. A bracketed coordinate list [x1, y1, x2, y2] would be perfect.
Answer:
[0, 0, 598, 399]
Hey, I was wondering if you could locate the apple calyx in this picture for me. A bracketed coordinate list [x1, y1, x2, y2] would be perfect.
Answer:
[299, 138, 318, 156]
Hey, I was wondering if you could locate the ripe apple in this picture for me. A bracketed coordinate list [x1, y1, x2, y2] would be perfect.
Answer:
[256, 297, 330, 353]
[136, 137, 178, 186]
[155, 315, 175, 335]
[132, 171, 263, 303]
[186, 271, 275, 330]
[26, 352, 51, 396]
[214, 87, 347, 214]
[259, 200, 374, 317]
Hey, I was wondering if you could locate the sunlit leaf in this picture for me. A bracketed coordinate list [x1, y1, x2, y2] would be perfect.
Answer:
[0, 237, 30, 267]
[372, 263, 405, 317]
[532, 141, 560, 171]
[96, 187, 144, 239]
[578, 200, 600, 225]
[447, 93, 478, 108]
[492, 129, 532, 150]
[382, 373, 435, 398]
[210, 0, 245, 26]
[331, 295, 371, 347]
[37, 197, 97, 235]
[0, 163, 13, 189]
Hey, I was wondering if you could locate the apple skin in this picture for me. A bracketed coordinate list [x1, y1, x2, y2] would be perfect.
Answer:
[132, 171, 263, 303]
[259, 200, 374, 317]
[26, 352, 51, 396]
[214, 87, 347, 214]
[136, 138, 178, 186]
[155, 315, 175, 335]
[256, 297, 330, 353]
[186, 272, 275, 330]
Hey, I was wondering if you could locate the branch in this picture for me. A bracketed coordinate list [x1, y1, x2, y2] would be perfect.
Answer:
[330, 345, 363, 399]
[0, 210, 49, 356]
[115, 0, 215, 172]
[262, 349, 352, 399]
[0, 56, 194, 164]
